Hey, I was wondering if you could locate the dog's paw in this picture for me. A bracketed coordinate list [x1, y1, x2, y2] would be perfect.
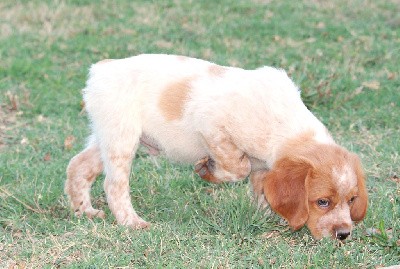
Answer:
[87, 209, 106, 219]
[195, 157, 222, 184]
[74, 205, 106, 219]
[130, 219, 151, 230]
[117, 214, 151, 230]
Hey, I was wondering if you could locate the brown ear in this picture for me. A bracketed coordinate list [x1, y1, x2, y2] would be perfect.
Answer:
[350, 155, 368, 221]
[264, 156, 312, 230]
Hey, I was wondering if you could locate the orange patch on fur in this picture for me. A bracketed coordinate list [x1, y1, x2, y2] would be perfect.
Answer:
[159, 77, 193, 121]
[208, 64, 227, 76]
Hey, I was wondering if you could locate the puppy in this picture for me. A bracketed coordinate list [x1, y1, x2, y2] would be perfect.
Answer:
[250, 138, 367, 240]
[65, 54, 367, 240]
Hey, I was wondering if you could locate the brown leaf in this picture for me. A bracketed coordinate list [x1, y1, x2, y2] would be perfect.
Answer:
[43, 153, 51, 161]
[64, 135, 76, 150]
[388, 174, 399, 183]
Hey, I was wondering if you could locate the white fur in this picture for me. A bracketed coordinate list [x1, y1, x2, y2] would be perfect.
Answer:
[84, 54, 333, 170]
[333, 165, 358, 197]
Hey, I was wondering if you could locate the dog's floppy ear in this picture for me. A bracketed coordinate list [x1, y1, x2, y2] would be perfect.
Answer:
[350, 154, 368, 221]
[264, 156, 313, 230]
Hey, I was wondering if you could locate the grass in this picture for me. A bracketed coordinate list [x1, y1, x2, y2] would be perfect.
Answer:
[0, 0, 399, 267]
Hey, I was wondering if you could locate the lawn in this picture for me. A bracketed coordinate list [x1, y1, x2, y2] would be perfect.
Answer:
[0, 0, 399, 268]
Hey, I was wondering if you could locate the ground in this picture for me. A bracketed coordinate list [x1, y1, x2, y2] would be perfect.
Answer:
[0, 0, 399, 268]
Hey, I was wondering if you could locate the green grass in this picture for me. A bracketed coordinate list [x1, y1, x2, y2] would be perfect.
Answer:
[1, 0, 399, 267]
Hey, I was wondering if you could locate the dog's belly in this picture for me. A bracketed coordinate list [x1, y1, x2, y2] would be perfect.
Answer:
[141, 126, 207, 163]
[140, 134, 162, 155]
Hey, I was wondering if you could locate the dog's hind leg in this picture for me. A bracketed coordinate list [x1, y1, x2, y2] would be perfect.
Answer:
[82, 75, 149, 228]
[65, 138, 105, 219]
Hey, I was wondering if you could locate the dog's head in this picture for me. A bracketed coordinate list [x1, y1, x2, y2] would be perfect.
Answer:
[251, 143, 367, 240]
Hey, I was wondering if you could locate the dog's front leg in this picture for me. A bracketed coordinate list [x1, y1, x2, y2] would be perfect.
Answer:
[195, 130, 251, 183]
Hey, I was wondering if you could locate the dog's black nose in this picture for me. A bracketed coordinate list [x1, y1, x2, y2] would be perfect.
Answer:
[336, 231, 350, 240]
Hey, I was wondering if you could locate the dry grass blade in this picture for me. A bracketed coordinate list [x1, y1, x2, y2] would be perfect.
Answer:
[0, 186, 45, 214]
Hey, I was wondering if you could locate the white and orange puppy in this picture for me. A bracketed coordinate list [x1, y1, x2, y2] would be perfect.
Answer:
[66, 54, 367, 240]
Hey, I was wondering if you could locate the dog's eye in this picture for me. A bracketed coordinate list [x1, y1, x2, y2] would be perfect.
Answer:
[317, 199, 330, 208]
[348, 196, 357, 204]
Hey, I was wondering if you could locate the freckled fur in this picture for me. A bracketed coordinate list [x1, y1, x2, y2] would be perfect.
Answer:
[65, 141, 105, 219]
[66, 54, 367, 238]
